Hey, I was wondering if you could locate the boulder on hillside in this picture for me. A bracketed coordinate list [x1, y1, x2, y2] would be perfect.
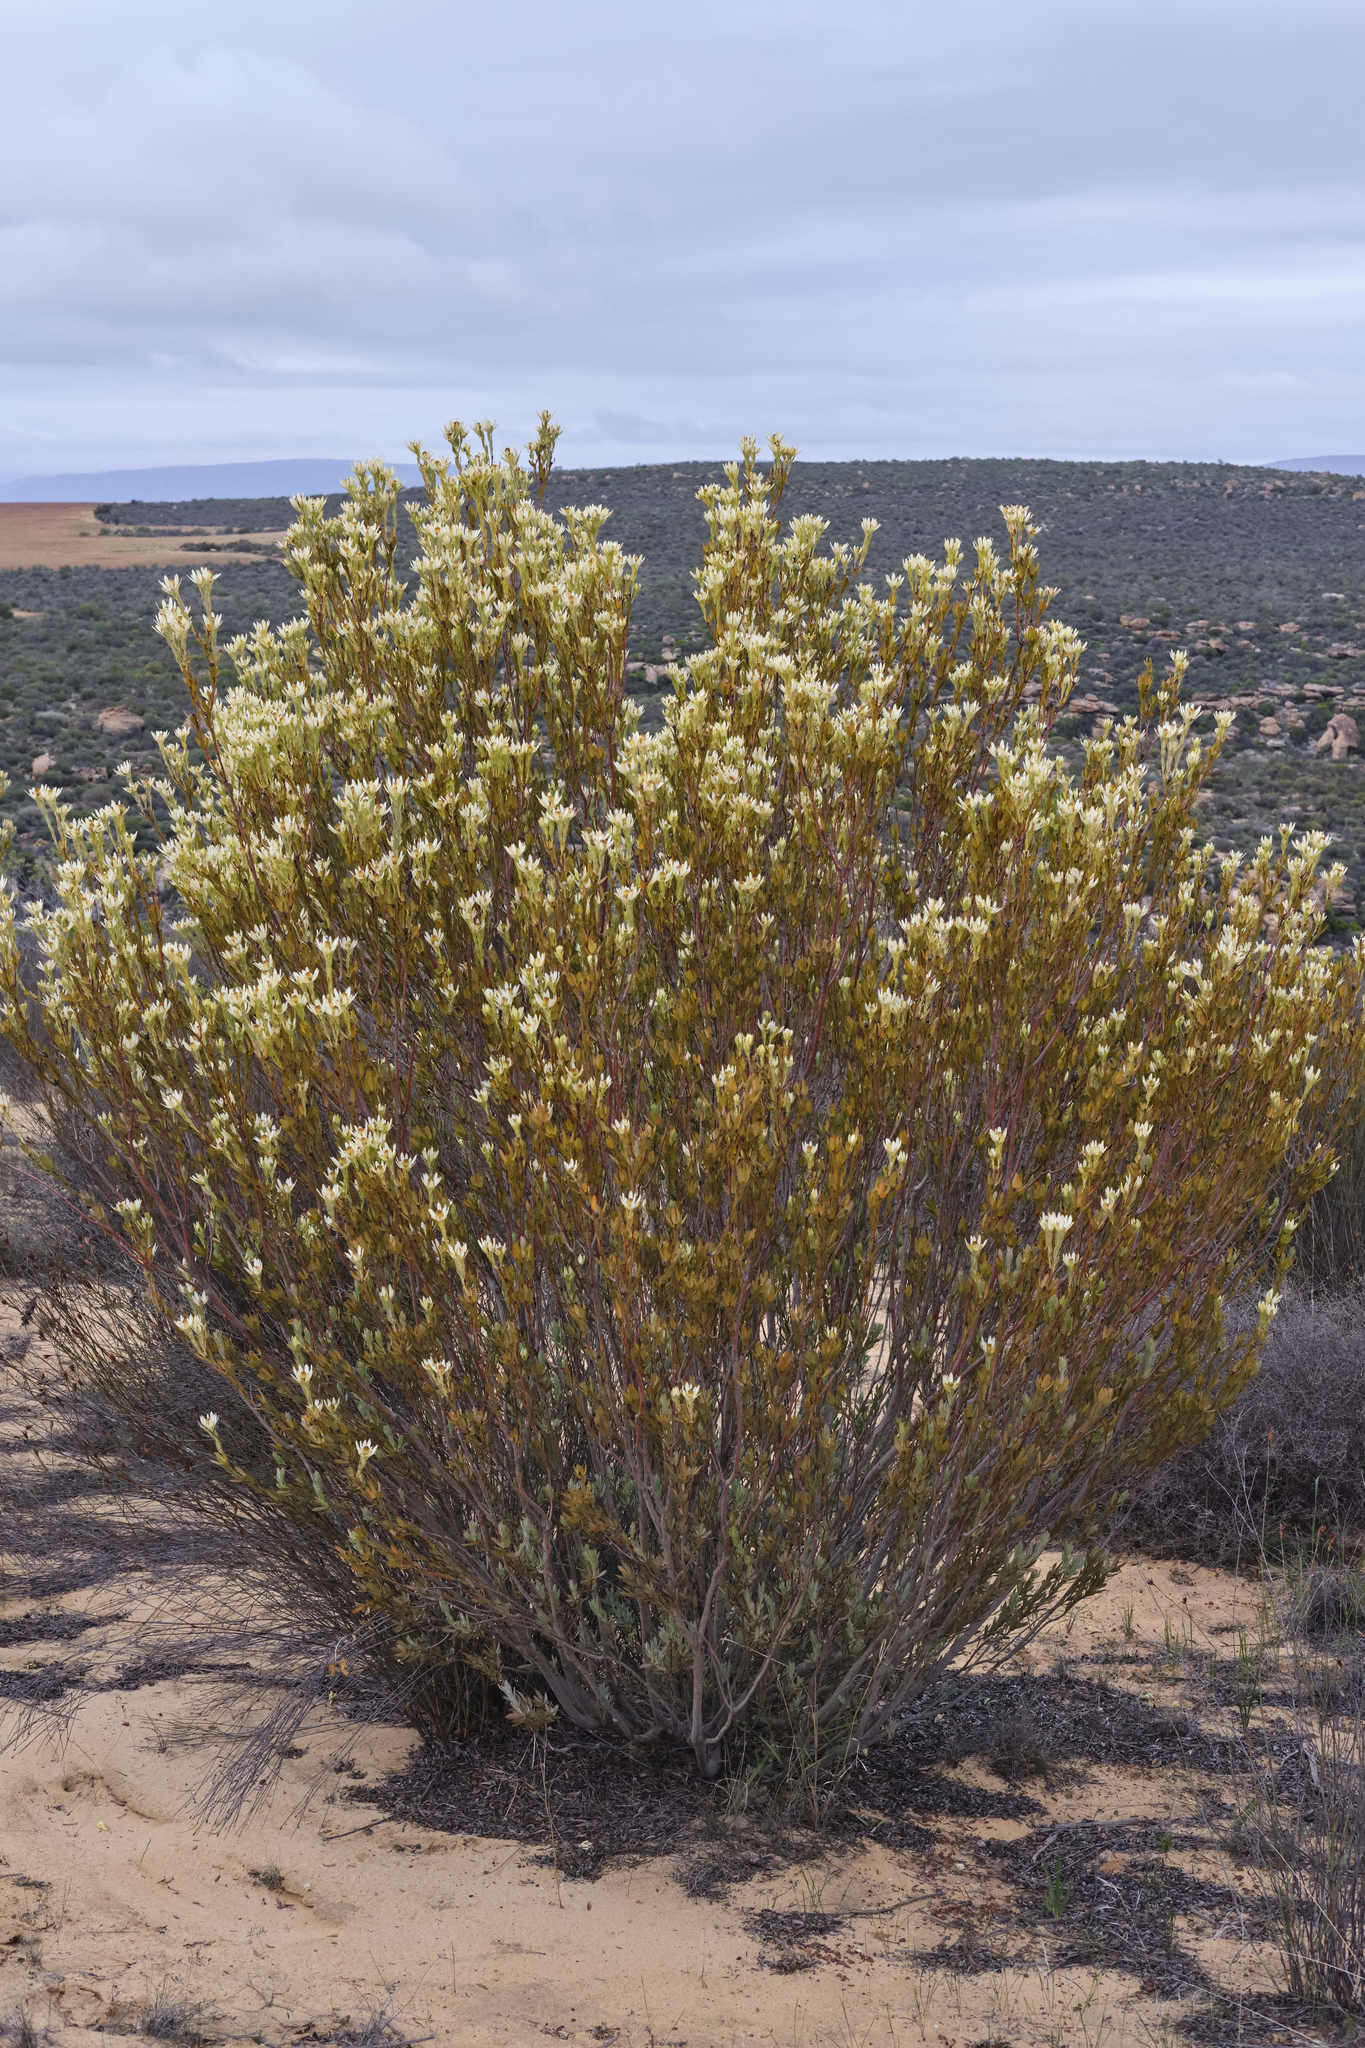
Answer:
[29, 752, 56, 778]
[95, 706, 144, 738]
[1314, 712, 1360, 761]
[1309, 877, 1358, 919]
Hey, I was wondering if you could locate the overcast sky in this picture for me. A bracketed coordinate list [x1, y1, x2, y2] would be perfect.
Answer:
[1, 0, 1362, 477]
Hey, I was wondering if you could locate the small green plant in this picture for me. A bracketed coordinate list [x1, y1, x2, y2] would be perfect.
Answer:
[1233, 1629, 1264, 1734]
[721, 1756, 769, 1818]
[1120, 1598, 1136, 1641]
[3, 419, 1363, 1785]
[1043, 1854, 1071, 1920]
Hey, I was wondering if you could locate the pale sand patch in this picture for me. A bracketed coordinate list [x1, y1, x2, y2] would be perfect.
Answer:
[0, 504, 287, 571]
[0, 1689, 1235, 2048]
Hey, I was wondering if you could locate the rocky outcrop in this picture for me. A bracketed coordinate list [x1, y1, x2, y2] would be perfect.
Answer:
[1314, 712, 1360, 761]
[94, 706, 144, 738]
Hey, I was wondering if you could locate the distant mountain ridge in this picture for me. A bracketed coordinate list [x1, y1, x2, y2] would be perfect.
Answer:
[5, 451, 1363, 504]
[1270, 456, 1365, 475]
[0, 457, 425, 503]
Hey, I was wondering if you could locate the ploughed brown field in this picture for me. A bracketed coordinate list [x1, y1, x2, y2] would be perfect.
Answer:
[0, 504, 284, 571]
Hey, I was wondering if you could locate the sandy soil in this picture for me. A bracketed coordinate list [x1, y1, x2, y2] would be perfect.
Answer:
[0, 1144, 1317, 2046]
[0, 505, 286, 571]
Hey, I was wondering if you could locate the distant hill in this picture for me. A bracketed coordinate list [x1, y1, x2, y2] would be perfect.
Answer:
[0, 457, 425, 504]
[1270, 456, 1365, 476]
[9, 452, 1361, 502]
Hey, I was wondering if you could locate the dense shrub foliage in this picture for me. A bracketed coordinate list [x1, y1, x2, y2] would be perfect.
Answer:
[2, 419, 1363, 1774]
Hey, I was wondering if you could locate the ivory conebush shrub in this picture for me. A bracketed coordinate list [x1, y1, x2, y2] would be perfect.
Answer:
[2, 416, 1364, 1776]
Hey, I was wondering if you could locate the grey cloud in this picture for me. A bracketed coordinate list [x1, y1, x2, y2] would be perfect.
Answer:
[1, 0, 1362, 476]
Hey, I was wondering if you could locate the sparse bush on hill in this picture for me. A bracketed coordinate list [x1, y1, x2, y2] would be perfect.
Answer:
[1116, 1278, 1365, 1566]
[1292, 1068, 1365, 1290]
[2, 416, 1364, 1779]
